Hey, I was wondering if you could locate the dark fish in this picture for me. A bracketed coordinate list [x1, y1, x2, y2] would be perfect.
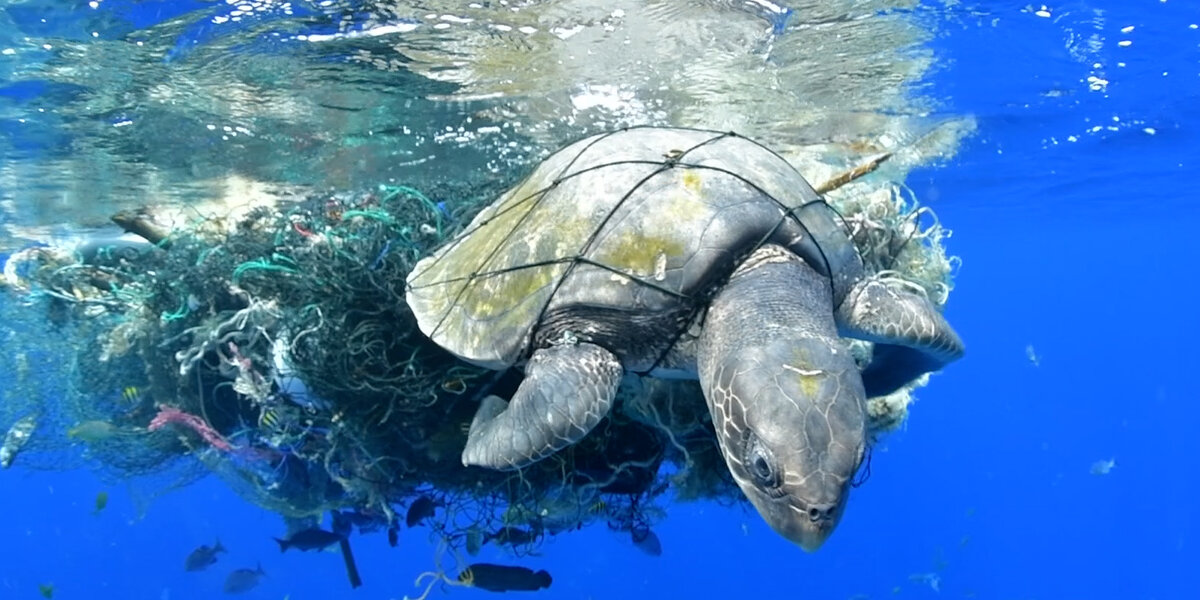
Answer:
[405, 495, 437, 527]
[185, 538, 226, 571]
[387, 525, 399, 547]
[274, 527, 344, 552]
[631, 525, 662, 557]
[39, 583, 53, 598]
[93, 491, 109, 516]
[485, 526, 538, 546]
[458, 563, 552, 592]
[224, 563, 266, 594]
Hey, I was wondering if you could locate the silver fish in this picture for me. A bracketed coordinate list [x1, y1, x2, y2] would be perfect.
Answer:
[1, 413, 38, 468]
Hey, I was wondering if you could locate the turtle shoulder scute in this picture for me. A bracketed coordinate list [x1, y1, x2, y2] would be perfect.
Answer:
[685, 134, 822, 210]
[405, 261, 558, 368]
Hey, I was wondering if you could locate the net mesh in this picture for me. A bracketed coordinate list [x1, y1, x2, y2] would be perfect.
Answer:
[0, 129, 956, 558]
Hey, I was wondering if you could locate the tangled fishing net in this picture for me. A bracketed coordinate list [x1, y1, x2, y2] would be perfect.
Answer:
[0, 133, 956, 570]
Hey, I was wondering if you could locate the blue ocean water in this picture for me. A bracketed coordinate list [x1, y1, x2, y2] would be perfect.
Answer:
[1, 1, 1196, 599]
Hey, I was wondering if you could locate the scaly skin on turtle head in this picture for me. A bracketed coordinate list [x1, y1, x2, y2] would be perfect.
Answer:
[714, 337, 866, 550]
[699, 245, 867, 551]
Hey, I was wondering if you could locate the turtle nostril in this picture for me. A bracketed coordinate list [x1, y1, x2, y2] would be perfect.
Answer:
[806, 503, 837, 522]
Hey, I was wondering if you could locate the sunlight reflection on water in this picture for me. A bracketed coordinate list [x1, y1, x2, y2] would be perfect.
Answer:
[0, 0, 974, 249]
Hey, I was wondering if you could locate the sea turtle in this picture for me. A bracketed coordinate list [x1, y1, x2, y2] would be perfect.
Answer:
[405, 126, 963, 550]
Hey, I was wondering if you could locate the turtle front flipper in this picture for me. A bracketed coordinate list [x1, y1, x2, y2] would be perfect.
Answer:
[461, 342, 623, 470]
[836, 277, 965, 397]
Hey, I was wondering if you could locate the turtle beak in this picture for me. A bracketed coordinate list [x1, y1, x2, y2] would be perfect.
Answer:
[746, 493, 844, 552]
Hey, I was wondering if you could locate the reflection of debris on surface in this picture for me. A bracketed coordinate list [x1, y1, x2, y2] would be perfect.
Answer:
[1026, 344, 1040, 367]
[908, 572, 942, 593]
[0, 140, 958, 581]
[1090, 458, 1117, 476]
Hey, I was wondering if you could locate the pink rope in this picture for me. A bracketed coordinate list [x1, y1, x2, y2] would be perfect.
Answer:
[149, 406, 234, 452]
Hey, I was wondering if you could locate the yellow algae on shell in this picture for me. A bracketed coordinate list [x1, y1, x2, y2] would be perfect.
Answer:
[405, 127, 828, 370]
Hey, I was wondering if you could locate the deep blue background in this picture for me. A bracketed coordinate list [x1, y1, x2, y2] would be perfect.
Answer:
[2, 1, 1197, 599]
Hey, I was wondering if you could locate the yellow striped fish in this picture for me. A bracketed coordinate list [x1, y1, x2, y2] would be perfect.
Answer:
[258, 407, 281, 430]
[121, 386, 142, 403]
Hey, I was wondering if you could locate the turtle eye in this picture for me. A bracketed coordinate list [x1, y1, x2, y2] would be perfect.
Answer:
[744, 437, 781, 491]
[752, 455, 772, 481]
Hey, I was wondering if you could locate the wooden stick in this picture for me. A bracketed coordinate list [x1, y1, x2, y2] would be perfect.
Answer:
[814, 152, 894, 194]
[111, 208, 173, 248]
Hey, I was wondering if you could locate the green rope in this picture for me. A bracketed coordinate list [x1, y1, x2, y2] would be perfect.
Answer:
[340, 210, 396, 225]
[380, 185, 443, 237]
[195, 247, 219, 266]
[232, 258, 298, 283]
[160, 296, 190, 322]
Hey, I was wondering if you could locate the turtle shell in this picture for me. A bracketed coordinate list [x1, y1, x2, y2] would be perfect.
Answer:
[405, 126, 861, 369]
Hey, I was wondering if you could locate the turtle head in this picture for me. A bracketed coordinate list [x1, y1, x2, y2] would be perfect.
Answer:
[712, 336, 867, 551]
[697, 244, 868, 551]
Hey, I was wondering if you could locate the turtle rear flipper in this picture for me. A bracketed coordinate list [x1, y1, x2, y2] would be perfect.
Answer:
[461, 342, 623, 470]
[837, 277, 964, 397]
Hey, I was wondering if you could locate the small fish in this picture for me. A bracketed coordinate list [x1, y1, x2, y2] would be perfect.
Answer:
[1025, 344, 1040, 367]
[274, 527, 344, 552]
[458, 563, 552, 592]
[441, 378, 467, 395]
[387, 525, 399, 547]
[1, 413, 38, 468]
[223, 563, 266, 594]
[587, 500, 607, 515]
[68, 420, 120, 443]
[122, 386, 143, 403]
[630, 525, 662, 557]
[258, 407, 280, 430]
[185, 538, 226, 571]
[93, 490, 109, 516]
[1090, 458, 1117, 476]
[405, 495, 437, 527]
[39, 583, 54, 598]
